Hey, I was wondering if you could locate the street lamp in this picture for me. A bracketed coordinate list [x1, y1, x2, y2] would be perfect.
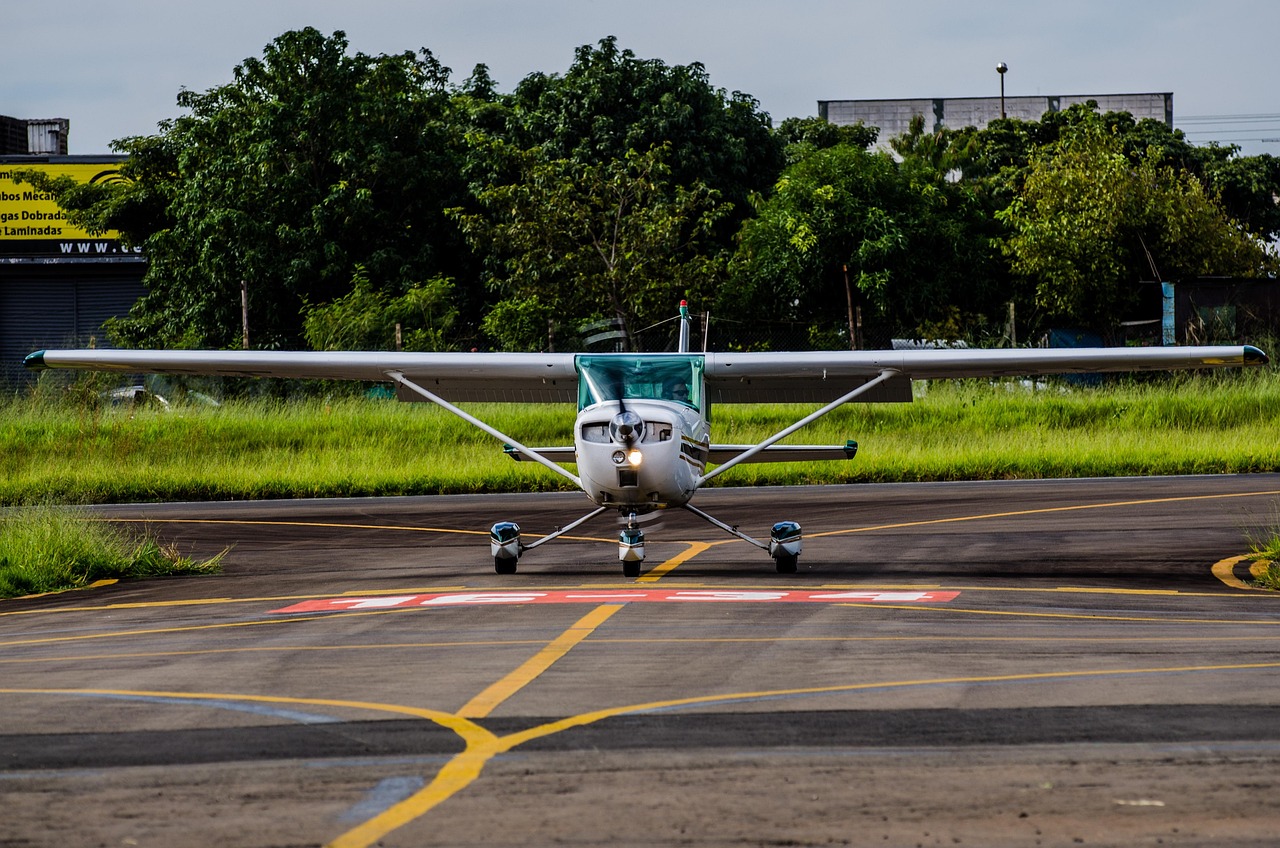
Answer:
[996, 62, 1008, 119]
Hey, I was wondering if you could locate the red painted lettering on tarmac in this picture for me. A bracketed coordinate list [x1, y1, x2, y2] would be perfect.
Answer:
[272, 589, 959, 614]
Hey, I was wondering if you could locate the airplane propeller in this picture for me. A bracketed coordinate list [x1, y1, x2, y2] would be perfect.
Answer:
[606, 365, 644, 449]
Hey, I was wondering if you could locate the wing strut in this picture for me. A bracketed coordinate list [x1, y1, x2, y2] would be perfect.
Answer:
[680, 502, 769, 551]
[386, 370, 583, 489]
[520, 506, 610, 552]
[695, 369, 898, 487]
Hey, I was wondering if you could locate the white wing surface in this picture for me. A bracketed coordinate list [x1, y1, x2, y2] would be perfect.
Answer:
[701, 346, 1269, 403]
[25, 349, 579, 403]
[25, 345, 1268, 405]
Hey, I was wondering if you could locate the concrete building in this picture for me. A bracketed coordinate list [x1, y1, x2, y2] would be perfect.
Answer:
[819, 92, 1174, 141]
[1, 115, 70, 155]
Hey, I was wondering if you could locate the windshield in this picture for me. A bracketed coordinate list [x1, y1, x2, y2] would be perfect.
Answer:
[576, 355, 703, 411]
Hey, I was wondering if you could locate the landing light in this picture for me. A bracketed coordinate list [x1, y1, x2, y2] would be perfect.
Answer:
[627, 449, 644, 467]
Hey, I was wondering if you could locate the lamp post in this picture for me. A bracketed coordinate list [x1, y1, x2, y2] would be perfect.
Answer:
[996, 62, 1008, 119]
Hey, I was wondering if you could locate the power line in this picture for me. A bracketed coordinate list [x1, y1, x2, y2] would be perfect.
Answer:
[1173, 112, 1280, 146]
[1178, 112, 1280, 122]
[1181, 129, 1280, 137]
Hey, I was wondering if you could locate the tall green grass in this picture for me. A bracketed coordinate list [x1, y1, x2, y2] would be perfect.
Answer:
[0, 505, 223, 597]
[3, 368, 1278, 506]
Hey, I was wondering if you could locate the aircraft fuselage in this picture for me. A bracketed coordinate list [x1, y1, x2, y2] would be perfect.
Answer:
[575, 399, 708, 511]
[572, 353, 709, 514]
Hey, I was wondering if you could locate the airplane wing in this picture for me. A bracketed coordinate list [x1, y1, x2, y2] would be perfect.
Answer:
[25, 344, 1268, 405]
[700, 346, 1269, 404]
[24, 349, 580, 403]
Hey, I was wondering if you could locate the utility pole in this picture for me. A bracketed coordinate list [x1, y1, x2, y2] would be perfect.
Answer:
[240, 279, 249, 349]
[996, 62, 1008, 119]
[843, 264, 858, 350]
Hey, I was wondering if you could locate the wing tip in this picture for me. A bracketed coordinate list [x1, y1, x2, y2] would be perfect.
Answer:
[1244, 345, 1269, 366]
[23, 350, 47, 370]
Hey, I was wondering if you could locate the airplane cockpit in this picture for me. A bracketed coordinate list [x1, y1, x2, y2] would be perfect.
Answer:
[575, 355, 703, 411]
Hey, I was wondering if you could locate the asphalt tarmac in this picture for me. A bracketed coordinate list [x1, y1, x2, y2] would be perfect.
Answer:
[4, 475, 1280, 847]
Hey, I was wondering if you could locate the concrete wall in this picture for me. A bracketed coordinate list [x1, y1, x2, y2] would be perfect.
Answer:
[820, 92, 1174, 142]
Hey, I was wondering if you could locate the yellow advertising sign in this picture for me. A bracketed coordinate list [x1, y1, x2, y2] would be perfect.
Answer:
[0, 161, 132, 256]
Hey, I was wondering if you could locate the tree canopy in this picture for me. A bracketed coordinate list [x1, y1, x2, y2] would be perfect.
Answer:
[18, 31, 1280, 355]
[999, 121, 1276, 332]
[723, 141, 1006, 346]
[502, 36, 782, 227]
[454, 144, 730, 351]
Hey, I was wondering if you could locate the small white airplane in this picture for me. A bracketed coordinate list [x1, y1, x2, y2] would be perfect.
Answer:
[26, 302, 1269, 576]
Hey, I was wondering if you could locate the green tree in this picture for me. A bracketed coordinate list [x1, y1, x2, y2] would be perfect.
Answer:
[23, 29, 475, 350]
[501, 37, 783, 240]
[454, 144, 731, 351]
[889, 114, 979, 174]
[301, 267, 456, 351]
[723, 142, 1003, 346]
[1200, 152, 1280, 242]
[999, 124, 1276, 332]
[775, 116, 879, 163]
[956, 103, 1280, 242]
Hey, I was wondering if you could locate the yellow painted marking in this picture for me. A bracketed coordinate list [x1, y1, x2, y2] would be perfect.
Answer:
[0, 614, 342, 648]
[0, 640, 551, 665]
[14, 632, 1280, 669]
[3, 486, 1271, 845]
[812, 488, 1280, 539]
[99, 516, 614, 544]
[834, 602, 1280, 625]
[9, 578, 119, 601]
[26, 486, 1277, 592]
[0, 604, 475, 648]
[1212, 556, 1259, 591]
[588, 633, 1280, 644]
[627, 488, 1280, 581]
[1, 578, 1271, 631]
[1211, 556, 1276, 592]
[336, 658, 1280, 846]
[635, 540, 727, 583]
[99, 516, 490, 536]
[457, 605, 623, 718]
[9, 657, 1280, 847]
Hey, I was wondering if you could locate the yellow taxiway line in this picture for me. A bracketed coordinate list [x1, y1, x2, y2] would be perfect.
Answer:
[9, 653, 1280, 848]
[456, 604, 623, 718]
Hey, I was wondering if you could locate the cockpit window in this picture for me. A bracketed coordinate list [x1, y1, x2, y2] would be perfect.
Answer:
[576, 355, 703, 411]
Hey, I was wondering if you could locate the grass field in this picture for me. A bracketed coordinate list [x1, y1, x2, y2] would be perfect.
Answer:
[0, 505, 223, 597]
[3, 368, 1277, 596]
[4, 369, 1279, 505]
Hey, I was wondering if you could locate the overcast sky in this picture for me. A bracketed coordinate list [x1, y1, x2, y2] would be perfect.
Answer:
[4, 0, 1278, 156]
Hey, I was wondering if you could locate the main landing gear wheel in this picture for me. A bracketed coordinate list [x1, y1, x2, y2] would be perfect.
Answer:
[490, 521, 521, 575]
[769, 520, 802, 575]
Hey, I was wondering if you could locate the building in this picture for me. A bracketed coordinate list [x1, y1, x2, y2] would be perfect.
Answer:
[1, 153, 145, 386]
[818, 92, 1174, 141]
[1, 114, 70, 155]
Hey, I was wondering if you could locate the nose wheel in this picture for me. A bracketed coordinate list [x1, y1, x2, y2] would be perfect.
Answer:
[619, 519, 645, 578]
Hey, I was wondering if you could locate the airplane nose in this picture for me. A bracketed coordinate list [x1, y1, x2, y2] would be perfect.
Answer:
[610, 410, 645, 445]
